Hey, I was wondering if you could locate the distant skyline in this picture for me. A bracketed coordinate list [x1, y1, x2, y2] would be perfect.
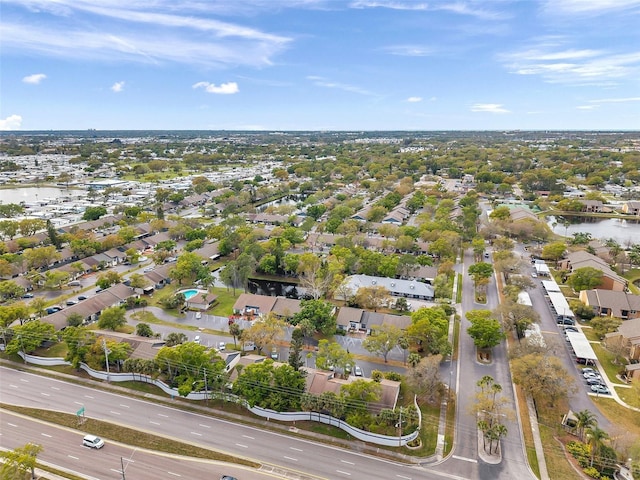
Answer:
[1, 0, 640, 131]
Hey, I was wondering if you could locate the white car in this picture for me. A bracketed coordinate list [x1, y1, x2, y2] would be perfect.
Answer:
[194, 335, 201, 344]
[195, 312, 202, 319]
[531, 272, 538, 278]
[218, 341, 226, 351]
[82, 435, 104, 449]
[354, 365, 363, 377]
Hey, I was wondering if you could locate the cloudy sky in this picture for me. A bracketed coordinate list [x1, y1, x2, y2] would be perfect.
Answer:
[1, 0, 639, 131]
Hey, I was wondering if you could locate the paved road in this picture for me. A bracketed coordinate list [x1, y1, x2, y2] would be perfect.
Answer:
[0, 409, 265, 480]
[0, 366, 470, 480]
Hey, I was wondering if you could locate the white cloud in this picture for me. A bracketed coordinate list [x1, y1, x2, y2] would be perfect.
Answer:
[0, 115, 23, 130]
[22, 73, 47, 84]
[111, 81, 125, 92]
[350, 0, 508, 19]
[306, 76, 374, 96]
[589, 96, 640, 103]
[500, 42, 640, 85]
[193, 81, 239, 94]
[543, 0, 640, 15]
[1, 0, 291, 68]
[577, 105, 598, 110]
[407, 97, 422, 103]
[471, 103, 510, 114]
[384, 45, 435, 57]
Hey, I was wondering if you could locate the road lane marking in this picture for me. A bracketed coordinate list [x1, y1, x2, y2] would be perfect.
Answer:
[84, 395, 94, 399]
[336, 470, 352, 476]
[119, 404, 129, 408]
[41, 392, 50, 396]
[74, 401, 83, 405]
[109, 411, 121, 415]
[198, 424, 211, 428]
[235, 443, 248, 448]
[452, 455, 477, 463]
[289, 447, 303, 452]
[51, 386, 60, 390]
[150, 421, 160, 425]
[111, 469, 121, 474]
[9, 384, 17, 388]
[7, 423, 17, 427]
[242, 435, 254, 440]
[191, 432, 202, 436]
[41, 433, 52, 438]
[158, 413, 168, 417]
[20, 379, 29, 382]
[397, 475, 412, 480]
[68, 455, 78, 460]
[341, 460, 354, 465]
[167, 472, 181, 477]
[284, 456, 298, 461]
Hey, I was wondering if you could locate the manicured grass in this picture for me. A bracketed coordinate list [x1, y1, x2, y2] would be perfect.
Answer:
[615, 386, 640, 408]
[456, 273, 463, 303]
[591, 343, 626, 383]
[537, 410, 583, 480]
[34, 341, 68, 358]
[514, 384, 540, 479]
[592, 397, 640, 437]
[580, 327, 601, 342]
[443, 396, 456, 457]
[0, 403, 259, 468]
[209, 286, 243, 316]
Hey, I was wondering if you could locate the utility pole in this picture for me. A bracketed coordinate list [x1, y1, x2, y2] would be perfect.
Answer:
[102, 338, 110, 382]
[204, 370, 208, 406]
[120, 457, 126, 480]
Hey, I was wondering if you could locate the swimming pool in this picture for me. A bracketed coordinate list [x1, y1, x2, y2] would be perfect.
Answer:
[181, 289, 200, 300]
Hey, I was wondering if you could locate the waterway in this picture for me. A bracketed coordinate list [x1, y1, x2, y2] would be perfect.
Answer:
[547, 215, 640, 246]
[0, 186, 81, 204]
[247, 278, 309, 299]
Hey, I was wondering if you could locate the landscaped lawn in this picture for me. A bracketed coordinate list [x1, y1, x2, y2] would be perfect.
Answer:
[210, 286, 243, 316]
[592, 343, 627, 383]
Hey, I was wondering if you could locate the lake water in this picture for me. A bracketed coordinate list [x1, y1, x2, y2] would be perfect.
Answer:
[0, 187, 80, 204]
[547, 215, 640, 246]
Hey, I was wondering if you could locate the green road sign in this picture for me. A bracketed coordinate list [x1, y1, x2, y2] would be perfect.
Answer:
[77, 406, 85, 416]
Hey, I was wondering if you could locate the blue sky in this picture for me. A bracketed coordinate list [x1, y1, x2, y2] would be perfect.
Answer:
[1, 0, 639, 131]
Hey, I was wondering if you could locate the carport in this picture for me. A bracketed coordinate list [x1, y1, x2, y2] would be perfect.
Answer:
[566, 331, 598, 366]
[548, 291, 574, 318]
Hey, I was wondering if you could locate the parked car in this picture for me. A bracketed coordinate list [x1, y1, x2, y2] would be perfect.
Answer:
[221, 476, 238, 480]
[354, 365, 363, 377]
[78, 295, 87, 301]
[218, 341, 226, 351]
[195, 312, 202, 319]
[564, 326, 579, 333]
[590, 384, 610, 395]
[82, 434, 104, 449]
[194, 335, 201, 344]
[66, 300, 78, 306]
[583, 371, 602, 380]
[21, 293, 34, 299]
[68, 280, 81, 286]
[586, 377, 604, 386]
[531, 272, 537, 278]
[581, 367, 595, 374]
[557, 317, 575, 326]
[270, 348, 278, 360]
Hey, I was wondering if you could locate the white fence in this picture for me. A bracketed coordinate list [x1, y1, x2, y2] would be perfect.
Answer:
[18, 352, 420, 446]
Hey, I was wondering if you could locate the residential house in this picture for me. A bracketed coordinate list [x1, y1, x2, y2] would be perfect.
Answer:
[579, 200, 603, 213]
[621, 200, 640, 216]
[603, 317, 640, 362]
[271, 297, 302, 321]
[302, 367, 400, 413]
[559, 250, 628, 292]
[338, 274, 435, 301]
[335, 306, 411, 333]
[578, 290, 640, 319]
[232, 293, 278, 318]
[185, 292, 218, 311]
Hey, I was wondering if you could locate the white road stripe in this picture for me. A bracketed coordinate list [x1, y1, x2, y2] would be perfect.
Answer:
[150, 421, 160, 425]
[191, 432, 202, 436]
[109, 411, 121, 415]
[341, 460, 354, 465]
[235, 443, 248, 448]
[41, 433, 52, 438]
[452, 455, 477, 463]
[167, 472, 181, 477]
[336, 470, 352, 476]
[284, 456, 298, 461]
[289, 447, 303, 452]
[199, 424, 210, 428]
[242, 435, 254, 439]
[68, 455, 78, 460]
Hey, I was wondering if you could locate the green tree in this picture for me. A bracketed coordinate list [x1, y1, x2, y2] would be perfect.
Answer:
[136, 323, 154, 337]
[229, 321, 242, 347]
[291, 299, 336, 335]
[164, 332, 188, 347]
[62, 326, 95, 368]
[341, 379, 382, 412]
[406, 306, 451, 355]
[541, 241, 566, 262]
[288, 327, 304, 371]
[170, 251, 209, 285]
[0, 442, 43, 480]
[5, 320, 55, 355]
[66, 312, 84, 328]
[467, 310, 505, 350]
[568, 267, 603, 292]
[97, 306, 127, 331]
[354, 285, 390, 312]
[362, 324, 403, 363]
[83, 206, 107, 221]
[316, 339, 353, 376]
[590, 316, 622, 338]
[574, 409, 597, 442]
[96, 270, 122, 290]
[406, 354, 443, 404]
[468, 262, 494, 285]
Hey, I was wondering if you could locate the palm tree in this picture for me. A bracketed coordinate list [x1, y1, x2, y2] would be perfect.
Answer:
[575, 409, 597, 442]
[586, 425, 609, 468]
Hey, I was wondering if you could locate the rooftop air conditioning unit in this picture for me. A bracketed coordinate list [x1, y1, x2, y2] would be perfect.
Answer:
[390, 282, 395, 287]
[409, 284, 415, 289]
[371, 280, 377, 284]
